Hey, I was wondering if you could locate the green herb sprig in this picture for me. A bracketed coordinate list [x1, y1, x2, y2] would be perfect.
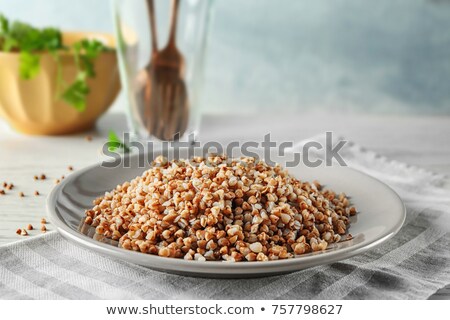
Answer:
[0, 14, 109, 111]
[63, 39, 106, 111]
[107, 130, 130, 153]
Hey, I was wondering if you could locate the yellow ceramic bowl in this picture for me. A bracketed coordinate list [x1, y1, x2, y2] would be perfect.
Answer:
[0, 32, 120, 135]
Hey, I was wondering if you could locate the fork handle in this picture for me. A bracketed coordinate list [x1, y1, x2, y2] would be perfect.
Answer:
[147, 0, 158, 53]
[167, 0, 180, 47]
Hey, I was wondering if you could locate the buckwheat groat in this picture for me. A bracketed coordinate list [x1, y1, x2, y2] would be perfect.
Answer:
[84, 155, 356, 262]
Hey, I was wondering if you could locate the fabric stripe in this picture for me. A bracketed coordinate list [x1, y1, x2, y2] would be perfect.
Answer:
[20, 241, 133, 299]
[24, 237, 144, 299]
[2, 247, 95, 299]
[345, 234, 450, 299]
[272, 263, 358, 300]
[314, 227, 447, 299]
[0, 254, 64, 299]
[45, 234, 183, 299]
[0, 281, 32, 299]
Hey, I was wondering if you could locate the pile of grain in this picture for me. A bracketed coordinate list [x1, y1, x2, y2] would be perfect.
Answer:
[84, 155, 356, 262]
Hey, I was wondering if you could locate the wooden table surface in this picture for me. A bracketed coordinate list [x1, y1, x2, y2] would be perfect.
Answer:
[0, 111, 449, 299]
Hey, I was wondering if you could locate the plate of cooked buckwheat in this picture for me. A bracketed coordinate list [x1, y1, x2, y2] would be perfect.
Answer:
[47, 151, 405, 278]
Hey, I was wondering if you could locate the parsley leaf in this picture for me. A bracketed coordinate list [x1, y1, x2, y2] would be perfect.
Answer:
[9, 21, 42, 52]
[107, 130, 130, 153]
[40, 27, 62, 51]
[61, 72, 89, 112]
[19, 51, 40, 79]
[2, 36, 17, 51]
[66, 39, 107, 110]
[0, 14, 8, 33]
[74, 39, 106, 77]
[0, 14, 17, 51]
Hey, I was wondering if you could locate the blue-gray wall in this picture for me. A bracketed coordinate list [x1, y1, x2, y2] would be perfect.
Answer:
[1, 0, 450, 114]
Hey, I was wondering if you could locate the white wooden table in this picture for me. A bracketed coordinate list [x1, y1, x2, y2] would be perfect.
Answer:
[0, 111, 449, 298]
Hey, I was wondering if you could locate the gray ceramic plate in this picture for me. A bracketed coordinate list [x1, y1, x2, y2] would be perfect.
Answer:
[47, 151, 405, 278]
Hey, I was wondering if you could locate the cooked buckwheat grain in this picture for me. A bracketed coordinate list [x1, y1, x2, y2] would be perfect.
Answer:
[85, 155, 357, 262]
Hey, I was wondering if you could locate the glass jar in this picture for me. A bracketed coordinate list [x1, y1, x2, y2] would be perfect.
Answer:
[112, 0, 212, 142]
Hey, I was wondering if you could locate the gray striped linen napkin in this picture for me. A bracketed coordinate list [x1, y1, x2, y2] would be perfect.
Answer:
[1, 138, 449, 300]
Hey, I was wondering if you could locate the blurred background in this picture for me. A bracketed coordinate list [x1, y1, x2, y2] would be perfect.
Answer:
[1, 0, 449, 116]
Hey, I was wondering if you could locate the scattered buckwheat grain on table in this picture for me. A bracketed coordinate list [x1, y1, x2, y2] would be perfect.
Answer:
[84, 155, 357, 262]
